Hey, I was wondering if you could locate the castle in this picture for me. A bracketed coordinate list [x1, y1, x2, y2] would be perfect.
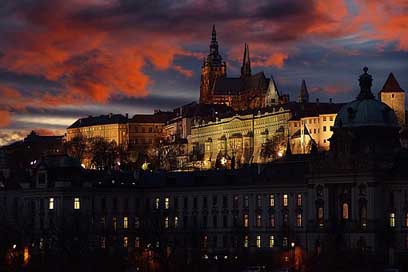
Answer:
[199, 25, 288, 111]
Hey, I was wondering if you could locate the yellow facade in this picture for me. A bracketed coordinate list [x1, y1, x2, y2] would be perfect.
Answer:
[189, 107, 292, 168]
[380, 92, 406, 127]
[67, 123, 128, 145]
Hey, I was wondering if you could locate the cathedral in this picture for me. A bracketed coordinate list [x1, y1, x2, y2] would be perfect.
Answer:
[199, 26, 286, 111]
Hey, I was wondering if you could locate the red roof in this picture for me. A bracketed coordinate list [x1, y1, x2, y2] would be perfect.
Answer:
[380, 73, 405, 93]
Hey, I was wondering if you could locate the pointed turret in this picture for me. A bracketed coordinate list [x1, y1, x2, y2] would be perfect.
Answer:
[241, 43, 251, 78]
[379, 73, 405, 93]
[210, 24, 219, 55]
[266, 76, 280, 106]
[298, 79, 309, 103]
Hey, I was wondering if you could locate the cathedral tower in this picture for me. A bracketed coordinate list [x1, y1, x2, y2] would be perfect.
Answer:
[378, 73, 406, 127]
[298, 79, 309, 103]
[241, 43, 251, 78]
[199, 25, 227, 104]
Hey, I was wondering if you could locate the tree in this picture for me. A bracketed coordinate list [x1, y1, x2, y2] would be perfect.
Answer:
[65, 135, 88, 163]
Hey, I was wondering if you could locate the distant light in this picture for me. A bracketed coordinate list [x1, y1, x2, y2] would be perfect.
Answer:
[291, 242, 295, 248]
[204, 254, 208, 259]
[214, 255, 218, 260]
[112, 180, 115, 184]
[278, 152, 283, 157]
[221, 157, 227, 165]
[224, 255, 228, 259]
[234, 256, 238, 259]
[12, 244, 16, 249]
[81, 164, 85, 168]
[141, 162, 149, 171]
[117, 161, 121, 166]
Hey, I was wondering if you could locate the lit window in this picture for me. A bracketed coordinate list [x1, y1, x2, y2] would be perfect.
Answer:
[297, 194, 302, 206]
[74, 197, 80, 210]
[342, 203, 349, 220]
[390, 213, 396, 227]
[244, 214, 249, 228]
[174, 216, 179, 228]
[269, 235, 275, 248]
[318, 207, 324, 227]
[283, 237, 288, 248]
[256, 235, 261, 248]
[233, 195, 239, 209]
[49, 198, 54, 210]
[244, 235, 249, 248]
[405, 212, 408, 227]
[123, 236, 128, 248]
[269, 194, 275, 207]
[164, 197, 169, 209]
[123, 216, 128, 229]
[203, 235, 208, 248]
[164, 217, 169, 229]
[283, 194, 288, 207]
[155, 197, 160, 209]
[256, 214, 262, 227]
[296, 213, 302, 227]
[135, 237, 140, 248]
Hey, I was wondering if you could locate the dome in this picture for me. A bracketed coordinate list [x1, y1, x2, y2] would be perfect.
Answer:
[334, 67, 399, 128]
[334, 98, 399, 128]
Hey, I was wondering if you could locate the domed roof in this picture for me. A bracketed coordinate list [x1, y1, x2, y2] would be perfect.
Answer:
[334, 99, 398, 128]
[334, 67, 399, 128]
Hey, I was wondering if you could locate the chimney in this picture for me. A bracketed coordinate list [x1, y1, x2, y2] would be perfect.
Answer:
[329, 98, 333, 104]
[125, 113, 129, 119]
[316, 98, 320, 105]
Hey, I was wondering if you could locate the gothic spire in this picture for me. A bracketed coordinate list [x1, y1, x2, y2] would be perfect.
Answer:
[298, 79, 309, 103]
[241, 43, 251, 78]
[209, 24, 219, 55]
[357, 67, 374, 100]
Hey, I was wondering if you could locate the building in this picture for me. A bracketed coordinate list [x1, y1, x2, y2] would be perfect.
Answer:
[67, 113, 129, 146]
[378, 72, 406, 127]
[199, 26, 286, 111]
[189, 107, 291, 168]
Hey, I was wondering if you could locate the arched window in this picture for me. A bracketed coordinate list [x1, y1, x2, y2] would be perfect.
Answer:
[360, 204, 367, 227]
[342, 203, 349, 220]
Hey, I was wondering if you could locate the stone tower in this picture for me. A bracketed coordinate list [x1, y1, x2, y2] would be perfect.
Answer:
[298, 79, 309, 103]
[199, 25, 227, 104]
[378, 73, 406, 127]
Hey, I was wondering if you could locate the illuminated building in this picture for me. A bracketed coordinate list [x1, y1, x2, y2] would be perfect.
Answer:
[67, 113, 128, 145]
[199, 25, 287, 111]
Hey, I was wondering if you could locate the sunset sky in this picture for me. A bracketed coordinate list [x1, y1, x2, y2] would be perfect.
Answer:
[0, 0, 407, 145]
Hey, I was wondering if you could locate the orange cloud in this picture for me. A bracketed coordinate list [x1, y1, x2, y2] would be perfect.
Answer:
[0, 110, 11, 128]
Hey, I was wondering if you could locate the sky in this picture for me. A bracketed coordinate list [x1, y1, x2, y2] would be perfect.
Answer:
[0, 0, 407, 146]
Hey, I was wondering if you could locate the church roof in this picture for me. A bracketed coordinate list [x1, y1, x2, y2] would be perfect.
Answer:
[379, 73, 405, 93]
[68, 114, 128, 129]
[212, 72, 269, 95]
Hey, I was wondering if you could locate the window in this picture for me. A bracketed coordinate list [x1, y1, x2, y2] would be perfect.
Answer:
[213, 215, 218, 227]
[100, 236, 106, 249]
[49, 198, 54, 210]
[174, 197, 179, 209]
[233, 195, 239, 209]
[270, 214, 275, 227]
[330, 116, 333, 121]
[183, 197, 188, 209]
[296, 213, 302, 227]
[212, 195, 218, 206]
[323, 116, 327, 121]
[123, 216, 129, 229]
[164, 217, 169, 229]
[269, 194, 275, 207]
[203, 215, 207, 228]
[283, 194, 288, 207]
[123, 236, 128, 248]
[390, 213, 396, 227]
[222, 196, 228, 208]
[164, 197, 169, 209]
[283, 213, 289, 225]
[323, 126, 327, 132]
[203, 196, 208, 208]
[269, 235, 275, 248]
[244, 195, 249, 208]
[283, 237, 288, 248]
[318, 207, 324, 226]
[360, 205, 367, 227]
[244, 235, 249, 248]
[256, 214, 262, 227]
[113, 217, 117, 231]
[155, 197, 160, 210]
[297, 194, 302, 206]
[256, 235, 261, 248]
[74, 197, 80, 210]
[244, 214, 249, 227]
[193, 197, 198, 209]
[135, 237, 140, 248]
[405, 212, 408, 227]
[256, 194, 262, 208]
[174, 216, 179, 228]
[342, 203, 349, 220]
[134, 217, 140, 229]
[223, 215, 228, 228]
[203, 235, 208, 249]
